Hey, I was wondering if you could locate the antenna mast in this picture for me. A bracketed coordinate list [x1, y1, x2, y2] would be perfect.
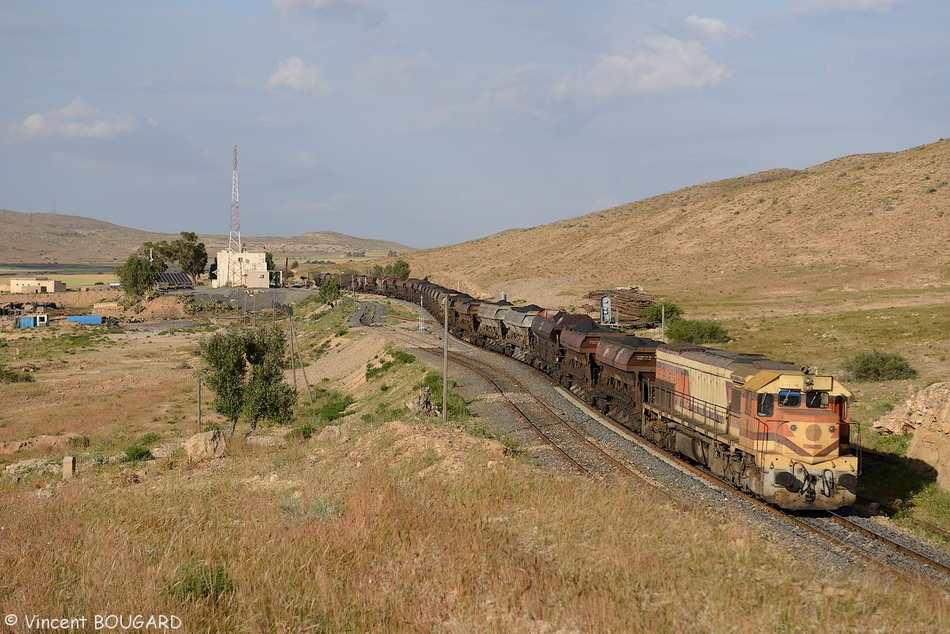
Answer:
[227, 144, 244, 287]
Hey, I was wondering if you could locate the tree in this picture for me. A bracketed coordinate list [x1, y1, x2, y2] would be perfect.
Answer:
[115, 255, 159, 298]
[173, 232, 208, 284]
[318, 277, 341, 304]
[131, 232, 208, 285]
[199, 325, 298, 436]
[265, 252, 275, 271]
[134, 240, 173, 272]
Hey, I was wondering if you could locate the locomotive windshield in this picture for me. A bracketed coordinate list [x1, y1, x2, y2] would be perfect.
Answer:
[777, 389, 829, 409]
[806, 391, 830, 409]
[777, 390, 801, 407]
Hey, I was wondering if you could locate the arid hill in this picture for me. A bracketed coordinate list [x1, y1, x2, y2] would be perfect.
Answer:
[0, 210, 413, 263]
[401, 139, 950, 313]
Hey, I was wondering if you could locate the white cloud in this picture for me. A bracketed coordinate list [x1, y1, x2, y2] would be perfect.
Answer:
[788, 0, 906, 14]
[273, 0, 383, 24]
[553, 36, 730, 100]
[356, 52, 432, 91]
[268, 57, 330, 94]
[8, 98, 139, 141]
[684, 15, 748, 42]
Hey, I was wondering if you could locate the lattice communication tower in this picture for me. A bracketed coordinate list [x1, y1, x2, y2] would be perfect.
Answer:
[227, 144, 244, 287]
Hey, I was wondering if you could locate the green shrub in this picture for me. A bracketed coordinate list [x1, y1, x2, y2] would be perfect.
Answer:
[641, 300, 683, 325]
[168, 560, 234, 602]
[293, 424, 314, 440]
[666, 319, 730, 344]
[417, 371, 468, 419]
[304, 388, 355, 422]
[365, 348, 416, 380]
[844, 351, 917, 381]
[124, 445, 153, 462]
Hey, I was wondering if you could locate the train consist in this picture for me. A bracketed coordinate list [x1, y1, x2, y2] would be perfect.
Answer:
[341, 273, 857, 511]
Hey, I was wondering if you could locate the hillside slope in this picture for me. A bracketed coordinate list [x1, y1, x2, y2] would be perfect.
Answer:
[403, 140, 950, 312]
[0, 211, 413, 263]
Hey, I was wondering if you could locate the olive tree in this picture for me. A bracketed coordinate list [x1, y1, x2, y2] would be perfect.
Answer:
[199, 325, 298, 436]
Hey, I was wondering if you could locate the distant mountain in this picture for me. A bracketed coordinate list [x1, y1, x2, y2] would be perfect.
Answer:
[0, 210, 414, 263]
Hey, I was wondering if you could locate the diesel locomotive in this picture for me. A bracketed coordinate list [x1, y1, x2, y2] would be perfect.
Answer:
[342, 273, 857, 510]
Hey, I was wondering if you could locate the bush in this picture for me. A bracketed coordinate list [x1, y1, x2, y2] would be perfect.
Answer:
[641, 300, 683, 326]
[168, 560, 234, 603]
[305, 388, 355, 422]
[124, 444, 153, 462]
[365, 348, 416, 380]
[844, 351, 917, 381]
[417, 371, 468, 419]
[666, 319, 730, 344]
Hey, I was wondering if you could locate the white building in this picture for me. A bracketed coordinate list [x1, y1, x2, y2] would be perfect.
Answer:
[212, 250, 270, 289]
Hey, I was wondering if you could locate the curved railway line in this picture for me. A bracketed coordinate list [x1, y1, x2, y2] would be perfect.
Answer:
[355, 298, 950, 589]
[380, 321, 670, 493]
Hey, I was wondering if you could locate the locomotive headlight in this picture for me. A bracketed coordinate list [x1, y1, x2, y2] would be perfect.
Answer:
[829, 425, 837, 433]
[789, 424, 798, 432]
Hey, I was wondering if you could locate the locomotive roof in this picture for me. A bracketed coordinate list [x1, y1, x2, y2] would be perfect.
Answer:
[658, 345, 850, 396]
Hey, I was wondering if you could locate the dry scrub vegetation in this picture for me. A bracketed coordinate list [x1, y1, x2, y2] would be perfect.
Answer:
[1, 298, 949, 632]
[4, 426, 950, 633]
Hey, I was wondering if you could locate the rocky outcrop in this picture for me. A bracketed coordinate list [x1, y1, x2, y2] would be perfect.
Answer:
[875, 382, 950, 488]
[183, 430, 227, 461]
[873, 383, 950, 436]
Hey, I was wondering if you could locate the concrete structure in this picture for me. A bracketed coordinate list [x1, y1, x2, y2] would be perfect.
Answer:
[211, 250, 269, 289]
[10, 278, 66, 294]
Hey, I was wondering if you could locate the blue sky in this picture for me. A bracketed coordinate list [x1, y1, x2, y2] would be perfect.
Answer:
[1, 0, 947, 248]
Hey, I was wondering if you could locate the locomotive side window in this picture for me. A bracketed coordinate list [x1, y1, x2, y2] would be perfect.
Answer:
[778, 390, 801, 408]
[806, 391, 830, 409]
[757, 393, 774, 417]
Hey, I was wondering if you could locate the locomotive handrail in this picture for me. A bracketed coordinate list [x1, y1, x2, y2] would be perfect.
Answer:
[646, 381, 728, 432]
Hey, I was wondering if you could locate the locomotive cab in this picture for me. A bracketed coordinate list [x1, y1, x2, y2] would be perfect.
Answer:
[736, 371, 857, 509]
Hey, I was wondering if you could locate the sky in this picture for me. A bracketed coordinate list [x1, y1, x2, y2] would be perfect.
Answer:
[1, 0, 948, 248]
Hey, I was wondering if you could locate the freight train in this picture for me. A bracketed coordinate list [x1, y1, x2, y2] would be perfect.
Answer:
[336, 273, 857, 511]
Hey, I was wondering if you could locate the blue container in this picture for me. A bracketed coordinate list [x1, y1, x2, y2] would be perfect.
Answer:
[18, 316, 37, 328]
[67, 315, 103, 325]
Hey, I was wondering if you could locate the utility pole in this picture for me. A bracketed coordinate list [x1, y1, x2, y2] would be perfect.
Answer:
[443, 295, 448, 423]
[196, 376, 202, 432]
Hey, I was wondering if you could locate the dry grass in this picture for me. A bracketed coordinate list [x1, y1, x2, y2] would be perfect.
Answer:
[3, 427, 949, 633]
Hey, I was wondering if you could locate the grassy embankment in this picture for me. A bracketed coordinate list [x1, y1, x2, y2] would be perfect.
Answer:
[2, 295, 950, 631]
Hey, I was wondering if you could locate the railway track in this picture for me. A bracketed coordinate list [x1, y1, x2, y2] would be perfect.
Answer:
[357, 298, 950, 587]
[381, 324, 664, 490]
